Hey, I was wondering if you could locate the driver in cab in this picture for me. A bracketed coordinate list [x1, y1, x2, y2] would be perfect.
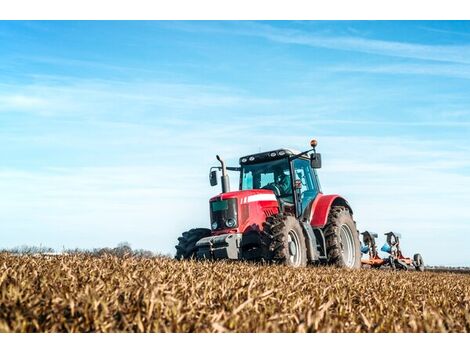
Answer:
[275, 169, 291, 198]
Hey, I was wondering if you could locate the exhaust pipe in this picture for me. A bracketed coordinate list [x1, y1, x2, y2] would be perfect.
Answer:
[216, 155, 230, 193]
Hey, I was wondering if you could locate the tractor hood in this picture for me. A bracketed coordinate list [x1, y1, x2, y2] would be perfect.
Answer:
[209, 189, 279, 236]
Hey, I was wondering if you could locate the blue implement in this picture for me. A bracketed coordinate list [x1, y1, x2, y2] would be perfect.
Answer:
[381, 243, 391, 254]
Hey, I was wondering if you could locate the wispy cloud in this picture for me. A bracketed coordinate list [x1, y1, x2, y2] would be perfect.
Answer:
[0, 78, 277, 118]
[2, 74, 469, 130]
[331, 62, 470, 80]
[248, 22, 470, 64]
[0, 94, 49, 110]
[417, 25, 470, 38]
[165, 21, 470, 65]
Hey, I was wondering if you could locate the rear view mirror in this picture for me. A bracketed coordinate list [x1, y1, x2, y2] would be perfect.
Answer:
[310, 153, 322, 169]
[209, 170, 218, 186]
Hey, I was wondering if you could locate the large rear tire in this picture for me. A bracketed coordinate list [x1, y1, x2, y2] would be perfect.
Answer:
[323, 206, 361, 269]
[175, 228, 211, 259]
[261, 213, 307, 267]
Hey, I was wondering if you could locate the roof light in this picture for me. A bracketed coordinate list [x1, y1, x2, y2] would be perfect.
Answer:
[241, 158, 247, 163]
[249, 156, 255, 161]
[310, 139, 318, 148]
[278, 150, 286, 156]
[270, 152, 277, 157]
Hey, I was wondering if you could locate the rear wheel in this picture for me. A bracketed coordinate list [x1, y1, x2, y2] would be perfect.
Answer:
[175, 228, 211, 259]
[413, 253, 425, 272]
[323, 206, 361, 269]
[261, 214, 307, 267]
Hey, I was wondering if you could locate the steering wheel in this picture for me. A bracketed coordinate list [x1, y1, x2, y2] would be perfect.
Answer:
[261, 183, 281, 197]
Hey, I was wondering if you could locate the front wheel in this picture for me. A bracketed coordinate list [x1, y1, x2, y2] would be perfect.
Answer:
[175, 228, 211, 259]
[261, 214, 307, 267]
[323, 206, 361, 269]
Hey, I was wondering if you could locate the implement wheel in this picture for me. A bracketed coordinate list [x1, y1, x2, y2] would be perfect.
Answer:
[413, 253, 425, 272]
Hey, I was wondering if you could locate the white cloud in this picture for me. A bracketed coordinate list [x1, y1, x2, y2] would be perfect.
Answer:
[0, 94, 48, 110]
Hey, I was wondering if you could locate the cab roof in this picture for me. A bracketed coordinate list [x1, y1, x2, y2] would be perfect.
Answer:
[239, 148, 306, 165]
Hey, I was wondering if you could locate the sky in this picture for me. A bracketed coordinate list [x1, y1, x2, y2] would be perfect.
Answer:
[0, 21, 469, 266]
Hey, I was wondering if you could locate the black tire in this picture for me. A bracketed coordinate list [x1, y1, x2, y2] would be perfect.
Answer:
[323, 206, 361, 269]
[174, 228, 211, 259]
[413, 253, 425, 272]
[261, 213, 307, 267]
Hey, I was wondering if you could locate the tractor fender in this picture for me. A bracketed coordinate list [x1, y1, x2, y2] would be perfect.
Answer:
[307, 193, 353, 228]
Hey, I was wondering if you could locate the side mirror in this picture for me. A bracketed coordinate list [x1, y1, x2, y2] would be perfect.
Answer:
[310, 153, 322, 169]
[209, 170, 218, 186]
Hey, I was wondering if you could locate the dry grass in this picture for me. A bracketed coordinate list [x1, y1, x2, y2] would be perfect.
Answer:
[1, 253, 469, 332]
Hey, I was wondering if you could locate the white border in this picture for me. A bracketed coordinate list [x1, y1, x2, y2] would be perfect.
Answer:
[1, 333, 469, 351]
[0, 1, 468, 348]
[0, 0, 469, 20]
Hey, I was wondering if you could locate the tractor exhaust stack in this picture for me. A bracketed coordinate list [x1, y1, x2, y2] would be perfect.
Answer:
[216, 155, 230, 193]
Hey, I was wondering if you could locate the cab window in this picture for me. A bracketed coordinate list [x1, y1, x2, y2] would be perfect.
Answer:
[293, 158, 319, 212]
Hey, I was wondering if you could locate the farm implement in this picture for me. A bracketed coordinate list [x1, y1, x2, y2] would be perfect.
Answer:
[361, 231, 424, 271]
[175, 139, 424, 271]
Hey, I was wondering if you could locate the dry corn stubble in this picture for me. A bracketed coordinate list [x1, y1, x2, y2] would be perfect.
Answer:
[0, 253, 469, 332]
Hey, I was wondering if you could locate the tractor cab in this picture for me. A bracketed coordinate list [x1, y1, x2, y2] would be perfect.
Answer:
[238, 147, 322, 218]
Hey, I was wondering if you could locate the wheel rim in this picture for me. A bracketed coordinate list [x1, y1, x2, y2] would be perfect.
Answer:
[287, 229, 302, 266]
[339, 224, 356, 268]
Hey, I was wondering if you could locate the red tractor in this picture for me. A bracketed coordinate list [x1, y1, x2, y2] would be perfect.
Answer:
[175, 139, 362, 268]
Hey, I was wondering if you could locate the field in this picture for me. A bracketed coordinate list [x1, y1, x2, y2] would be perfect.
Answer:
[1, 253, 469, 332]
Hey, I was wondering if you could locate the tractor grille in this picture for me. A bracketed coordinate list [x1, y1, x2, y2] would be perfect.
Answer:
[264, 209, 276, 217]
[210, 198, 238, 230]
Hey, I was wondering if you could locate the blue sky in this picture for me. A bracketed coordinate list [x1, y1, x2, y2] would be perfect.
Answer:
[0, 21, 469, 265]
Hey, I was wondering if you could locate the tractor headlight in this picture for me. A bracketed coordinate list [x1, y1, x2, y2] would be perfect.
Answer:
[249, 156, 255, 161]
[211, 221, 218, 230]
[225, 218, 236, 228]
[270, 152, 277, 157]
[241, 158, 247, 163]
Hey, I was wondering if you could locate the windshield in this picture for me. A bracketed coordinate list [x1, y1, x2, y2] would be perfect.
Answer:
[241, 158, 293, 203]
